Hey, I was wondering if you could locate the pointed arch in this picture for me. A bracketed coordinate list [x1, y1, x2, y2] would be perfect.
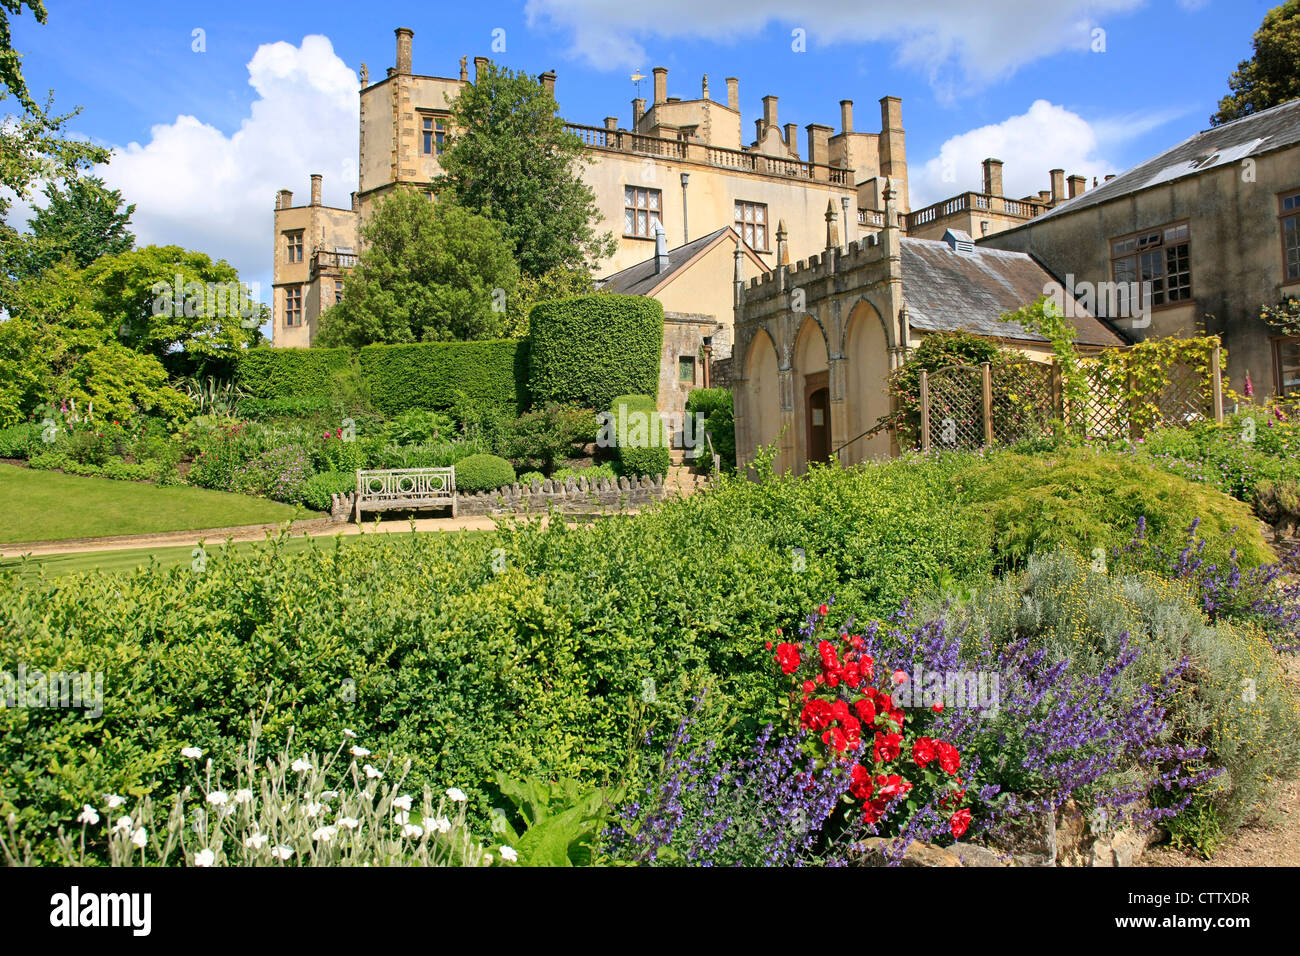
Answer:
[842, 298, 892, 464]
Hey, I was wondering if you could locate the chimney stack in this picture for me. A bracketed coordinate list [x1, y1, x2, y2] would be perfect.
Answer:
[653, 220, 669, 274]
[310, 174, 322, 207]
[726, 77, 739, 111]
[276, 189, 293, 210]
[840, 99, 854, 134]
[652, 67, 668, 105]
[1049, 168, 1065, 204]
[351, 191, 359, 213]
[474, 56, 489, 84]
[1067, 174, 1087, 198]
[394, 28, 413, 74]
[982, 158, 1004, 197]
[539, 70, 556, 98]
[783, 122, 798, 149]
[762, 95, 778, 131]
[632, 98, 646, 127]
[604, 116, 618, 131]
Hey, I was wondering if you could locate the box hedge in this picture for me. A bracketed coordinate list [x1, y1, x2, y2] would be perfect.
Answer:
[235, 347, 352, 399]
[454, 453, 516, 492]
[357, 341, 528, 416]
[609, 394, 671, 479]
[529, 295, 663, 409]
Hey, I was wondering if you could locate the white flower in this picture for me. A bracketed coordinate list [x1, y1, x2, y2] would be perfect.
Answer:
[349, 746, 371, 758]
[270, 844, 294, 860]
[364, 764, 383, 780]
[320, 790, 339, 801]
[244, 832, 268, 849]
[291, 756, 312, 773]
[302, 802, 325, 819]
[430, 815, 452, 834]
[233, 789, 254, 805]
[206, 790, 228, 806]
[446, 787, 468, 803]
[343, 728, 357, 739]
[131, 828, 148, 849]
[338, 817, 360, 830]
[311, 826, 337, 842]
[113, 815, 134, 833]
[104, 794, 125, 809]
[401, 823, 423, 838]
[180, 746, 204, 759]
[393, 811, 410, 825]
[193, 848, 215, 867]
[392, 795, 413, 811]
[499, 846, 518, 863]
[77, 805, 100, 825]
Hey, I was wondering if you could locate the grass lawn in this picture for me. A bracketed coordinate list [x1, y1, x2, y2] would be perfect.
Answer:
[0, 463, 303, 544]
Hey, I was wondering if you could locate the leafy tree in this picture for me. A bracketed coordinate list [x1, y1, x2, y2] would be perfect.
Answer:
[436, 60, 615, 279]
[27, 175, 135, 270]
[318, 189, 519, 347]
[1211, 0, 1300, 125]
[509, 265, 601, 338]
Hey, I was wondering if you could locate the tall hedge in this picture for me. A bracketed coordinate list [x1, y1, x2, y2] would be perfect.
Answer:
[529, 295, 663, 409]
[235, 347, 352, 399]
[357, 340, 528, 416]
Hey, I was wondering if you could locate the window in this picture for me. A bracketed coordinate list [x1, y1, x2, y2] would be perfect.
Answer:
[422, 114, 447, 156]
[285, 286, 302, 326]
[1110, 222, 1191, 307]
[735, 201, 769, 250]
[1282, 191, 1300, 282]
[1276, 338, 1300, 396]
[285, 231, 304, 263]
[334, 279, 344, 305]
[678, 355, 696, 384]
[624, 186, 662, 237]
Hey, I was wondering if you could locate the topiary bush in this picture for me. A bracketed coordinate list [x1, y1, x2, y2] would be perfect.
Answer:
[454, 453, 515, 492]
[301, 470, 356, 511]
[608, 394, 670, 479]
[529, 295, 663, 409]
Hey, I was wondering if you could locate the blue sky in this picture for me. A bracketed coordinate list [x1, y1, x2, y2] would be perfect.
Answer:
[5, 0, 1278, 296]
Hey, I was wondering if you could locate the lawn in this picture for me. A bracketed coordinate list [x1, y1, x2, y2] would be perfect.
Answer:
[0, 463, 302, 544]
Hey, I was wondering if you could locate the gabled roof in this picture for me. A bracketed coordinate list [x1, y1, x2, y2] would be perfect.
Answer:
[1013, 98, 1300, 227]
[900, 236, 1125, 347]
[598, 226, 768, 296]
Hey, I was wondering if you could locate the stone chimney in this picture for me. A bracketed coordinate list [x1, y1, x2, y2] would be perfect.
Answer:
[310, 174, 322, 207]
[539, 70, 556, 98]
[762, 95, 778, 131]
[394, 28, 413, 74]
[653, 220, 669, 274]
[840, 99, 854, 134]
[604, 116, 618, 131]
[1067, 174, 1087, 198]
[632, 98, 646, 127]
[652, 67, 668, 105]
[726, 77, 739, 111]
[474, 56, 489, 84]
[806, 124, 832, 167]
[1049, 168, 1066, 204]
[277, 189, 293, 210]
[878, 96, 907, 212]
[783, 122, 798, 149]
[982, 158, 1003, 197]
[351, 191, 359, 212]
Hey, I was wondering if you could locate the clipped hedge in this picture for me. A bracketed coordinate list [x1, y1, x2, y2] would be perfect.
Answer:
[610, 394, 671, 479]
[301, 470, 356, 512]
[529, 295, 663, 409]
[454, 453, 516, 492]
[235, 347, 352, 399]
[358, 341, 527, 416]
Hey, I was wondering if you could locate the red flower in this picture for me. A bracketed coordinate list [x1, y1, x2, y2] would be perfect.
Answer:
[949, 808, 971, 839]
[774, 642, 801, 675]
[818, 604, 829, 617]
[936, 741, 961, 775]
[912, 736, 937, 768]
[802, 680, 815, 694]
[801, 698, 834, 731]
[853, 696, 876, 727]
[822, 726, 848, 752]
[931, 702, 945, 714]
[873, 731, 902, 764]
[892, 669, 908, 686]
[849, 763, 873, 800]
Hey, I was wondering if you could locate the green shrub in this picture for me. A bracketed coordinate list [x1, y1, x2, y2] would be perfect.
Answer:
[230, 444, 313, 503]
[0, 423, 38, 458]
[454, 453, 515, 492]
[685, 387, 731, 420]
[301, 470, 356, 512]
[373, 438, 488, 470]
[687, 388, 735, 472]
[500, 404, 597, 475]
[357, 340, 527, 416]
[551, 463, 618, 485]
[529, 295, 663, 409]
[235, 347, 353, 400]
[608, 395, 670, 479]
[237, 395, 336, 421]
[381, 408, 456, 445]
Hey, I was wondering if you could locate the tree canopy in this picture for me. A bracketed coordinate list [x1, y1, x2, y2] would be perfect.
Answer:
[1211, 0, 1300, 125]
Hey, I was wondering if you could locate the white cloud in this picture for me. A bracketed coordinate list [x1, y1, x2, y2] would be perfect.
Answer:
[98, 34, 359, 297]
[525, 0, 1146, 94]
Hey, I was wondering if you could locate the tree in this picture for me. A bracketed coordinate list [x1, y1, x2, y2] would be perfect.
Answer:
[28, 175, 135, 270]
[436, 60, 615, 279]
[317, 189, 519, 347]
[1211, 0, 1300, 125]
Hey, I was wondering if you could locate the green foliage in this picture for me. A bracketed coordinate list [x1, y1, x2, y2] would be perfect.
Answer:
[887, 331, 1014, 447]
[551, 462, 618, 485]
[1211, 0, 1300, 125]
[436, 60, 615, 278]
[66, 343, 191, 425]
[0, 422, 37, 458]
[529, 295, 664, 409]
[317, 191, 519, 347]
[687, 388, 735, 471]
[235, 347, 353, 400]
[22, 175, 134, 274]
[358, 340, 527, 416]
[454, 453, 516, 492]
[510, 266, 601, 338]
[499, 404, 596, 476]
[491, 774, 622, 866]
[301, 470, 356, 512]
[608, 394, 670, 479]
[1001, 295, 1086, 414]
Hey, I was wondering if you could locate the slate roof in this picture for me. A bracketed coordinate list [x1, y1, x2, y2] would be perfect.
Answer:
[598, 226, 735, 296]
[1012, 97, 1300, 226]
[900, 234, 1125, 347]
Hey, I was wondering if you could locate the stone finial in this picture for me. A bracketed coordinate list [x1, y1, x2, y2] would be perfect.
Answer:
[460, 56, 468, 82]
[702, 74, 709, 99]
[776, 219, 789, 266]
[825, 199, 839, 250]
[360, 63, 368, 86]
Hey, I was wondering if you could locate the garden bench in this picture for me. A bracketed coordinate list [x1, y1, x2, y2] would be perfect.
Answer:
[354, 466, 457, 520]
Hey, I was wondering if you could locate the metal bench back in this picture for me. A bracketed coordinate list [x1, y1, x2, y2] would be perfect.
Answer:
[356, 467, 456, 506]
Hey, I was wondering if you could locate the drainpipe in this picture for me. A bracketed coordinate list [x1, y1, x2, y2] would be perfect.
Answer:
[680, 171, 690, 244]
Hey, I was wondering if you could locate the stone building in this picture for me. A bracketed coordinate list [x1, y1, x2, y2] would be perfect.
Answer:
[905, 159, 1091, 242]
[732, 189, 1124, 474]
[271, 27, 913, 350]
[981, 99, 1300, 397]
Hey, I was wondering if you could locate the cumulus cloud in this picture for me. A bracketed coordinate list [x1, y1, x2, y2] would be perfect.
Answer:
[525, 0, 1145, 94]
[909, 99, 1190, 207]
[98, 34, 359, 296]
